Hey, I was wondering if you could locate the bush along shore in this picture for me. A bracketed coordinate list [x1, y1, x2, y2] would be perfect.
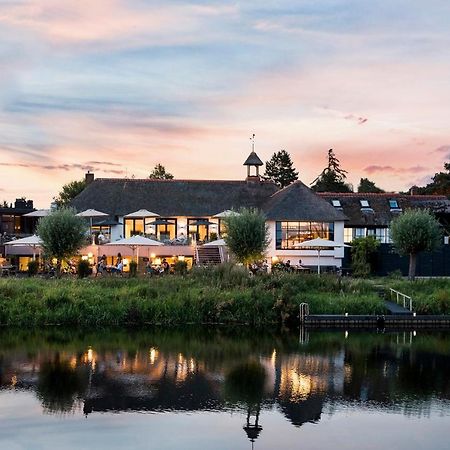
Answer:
[0, 265, 449, 327]
[0, 266, 382, 327]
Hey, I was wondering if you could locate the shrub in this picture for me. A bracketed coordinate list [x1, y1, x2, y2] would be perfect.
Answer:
[77, 260, 91, 279]
[28, 260, 39, 276]
[129, 260, 138, 277]
[351, 236, 379, 277]
[173, 260, 188, 275]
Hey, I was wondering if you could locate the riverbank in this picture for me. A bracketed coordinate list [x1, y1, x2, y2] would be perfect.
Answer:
[0, 267, 381, 326]
[0, 267, 449, 326]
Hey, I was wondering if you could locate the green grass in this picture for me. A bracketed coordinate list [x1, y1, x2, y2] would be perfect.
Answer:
[1, 267, 448, 326]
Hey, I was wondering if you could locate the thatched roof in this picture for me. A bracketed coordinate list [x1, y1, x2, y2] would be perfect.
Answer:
[263, 181, 347, 221]
[71, 178, 279, 217]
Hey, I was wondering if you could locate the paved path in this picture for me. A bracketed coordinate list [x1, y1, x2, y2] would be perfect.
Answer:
[384, 300, 413, 315]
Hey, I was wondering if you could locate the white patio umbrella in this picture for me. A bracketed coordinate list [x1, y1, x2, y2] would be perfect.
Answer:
[23, 209, 51, 217]
[124, 209, 159, 218]
[294, 237, 350, 274]
[6, 235, 43, 260]
[76, 209, 109, 235]
[203, 238, 227, 246]
[106, 235, 163, 266]
[213, 210, 240, 218]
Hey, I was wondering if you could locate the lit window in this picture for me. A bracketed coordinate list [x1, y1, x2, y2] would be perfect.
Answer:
[332, 199, 341, 207]
[360, 199, 370, 208]
[389, 199, 399, 209]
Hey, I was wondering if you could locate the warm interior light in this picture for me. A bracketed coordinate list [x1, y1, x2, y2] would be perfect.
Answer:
[178, 255, 185, 261]
[81, 255, 88, 261]
[150, 253, 156, 259]
[155, 258, 161, 265]
[87, 252, 93, 258]
[271, 256, 279, 263]
[123, 258, 129, 265]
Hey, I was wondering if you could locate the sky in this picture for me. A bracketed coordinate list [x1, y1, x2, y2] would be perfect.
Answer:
[1, 0, 450, 207]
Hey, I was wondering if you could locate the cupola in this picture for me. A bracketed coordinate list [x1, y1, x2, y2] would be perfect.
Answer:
[243, 134, 263, 180]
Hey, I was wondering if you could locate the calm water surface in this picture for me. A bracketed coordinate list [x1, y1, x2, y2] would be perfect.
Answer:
[0, 327, 449, 450]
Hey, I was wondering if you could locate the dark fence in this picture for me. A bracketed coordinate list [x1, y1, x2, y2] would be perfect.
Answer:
[343, 244, 450, 276]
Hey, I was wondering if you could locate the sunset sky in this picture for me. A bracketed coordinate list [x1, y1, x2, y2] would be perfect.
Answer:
[1, 0, 450, 207]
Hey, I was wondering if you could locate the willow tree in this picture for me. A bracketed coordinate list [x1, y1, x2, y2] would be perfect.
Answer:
[223, 208, 269, 266]
[37, 208, 88, 277]
[390, 209, 442, 280]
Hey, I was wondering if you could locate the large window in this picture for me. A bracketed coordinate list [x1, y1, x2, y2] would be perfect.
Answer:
[275, 221, 334, 250]
[125, 218, 162, 239]
[155, 219, 177, 241]
[188, 218, 209, 243]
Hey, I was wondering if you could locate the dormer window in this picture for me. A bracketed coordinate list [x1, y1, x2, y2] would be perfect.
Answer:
[360, 199, 370, 208]
[389, 199, 400, 209]
[332, 199, 341, 208]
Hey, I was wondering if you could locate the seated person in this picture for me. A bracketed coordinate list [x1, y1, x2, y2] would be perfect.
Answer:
[111, 260, 123, 274]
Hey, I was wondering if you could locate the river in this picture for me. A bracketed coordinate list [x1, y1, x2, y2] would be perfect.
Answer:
[0, 327, 449, 449]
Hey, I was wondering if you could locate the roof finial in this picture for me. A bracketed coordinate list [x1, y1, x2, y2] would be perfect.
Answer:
[250, 133, 255, 153]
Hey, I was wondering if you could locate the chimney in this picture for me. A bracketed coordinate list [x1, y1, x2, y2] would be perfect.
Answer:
[409, 186, 417, 195]
[85, 171, 95, 185]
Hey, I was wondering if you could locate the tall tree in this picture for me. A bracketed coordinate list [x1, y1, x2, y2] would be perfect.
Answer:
[149, 164, 174, 180]
[223, 208, 269, 266]
[390, 209, 442, 280]
[357, 177, 385, 193]
[54, 180, 87, 208]
[264, 150, 299, 188]
[311, 149, 352, 192]
[37, 208, 88, 277]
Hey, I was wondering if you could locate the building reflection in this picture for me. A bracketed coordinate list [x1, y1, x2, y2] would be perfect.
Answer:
[0, 329, 449, 446]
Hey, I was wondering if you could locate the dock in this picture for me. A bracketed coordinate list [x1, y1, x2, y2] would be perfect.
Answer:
[304, 314, 450, 328]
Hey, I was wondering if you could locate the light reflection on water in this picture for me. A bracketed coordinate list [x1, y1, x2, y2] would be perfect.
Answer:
[0, 328, 449, 450]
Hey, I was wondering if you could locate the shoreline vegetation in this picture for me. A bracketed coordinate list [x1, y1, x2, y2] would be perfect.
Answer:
[1, 265, 450, 327]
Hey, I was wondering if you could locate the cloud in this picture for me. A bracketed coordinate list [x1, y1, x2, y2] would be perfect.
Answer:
[364, 165, 428, 175]
[344, 114, 368, 125]
[0, 161, 125, 175]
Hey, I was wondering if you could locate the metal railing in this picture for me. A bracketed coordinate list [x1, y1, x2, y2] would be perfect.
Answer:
[390, 288, 413, 311]
[299, 302, 310, 323]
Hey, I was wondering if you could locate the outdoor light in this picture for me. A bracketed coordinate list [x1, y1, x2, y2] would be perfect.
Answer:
[150, 253, 156, 259]
[271, 256, 279, 263]
[88, 252, 93, 258]
[178, 255, 185, 261]
[81, 255, 88, 261]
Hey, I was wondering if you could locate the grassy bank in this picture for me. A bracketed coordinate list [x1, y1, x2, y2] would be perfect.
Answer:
[1, 267, 449, 326]
[374, 277, 450, 315]
[0, 266, 383, 326]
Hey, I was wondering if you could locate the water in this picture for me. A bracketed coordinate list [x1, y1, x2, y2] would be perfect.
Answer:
[0, 327, 449, 450]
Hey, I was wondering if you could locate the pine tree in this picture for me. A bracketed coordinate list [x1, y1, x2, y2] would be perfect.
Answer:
[149, 164, 174, 180]
[263, 150, 299, 188]
[311, 149, 352, 192]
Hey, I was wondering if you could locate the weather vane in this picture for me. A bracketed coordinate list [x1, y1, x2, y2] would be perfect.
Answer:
[250, 133, 255, 152]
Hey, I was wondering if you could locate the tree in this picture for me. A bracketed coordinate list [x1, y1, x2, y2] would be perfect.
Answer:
[358, 178, 385, 193]
[54, 180, 87, 208]
[351, 236, 380, 277]
[413, 161, 450, 196]
[223, 208, 270, 266]
[390, 209, 442, 280]
[311, 149, 352, 192]
[37, 208, 88, 277]
[264, 150, 299, 188]
[149, 163, 174, 180]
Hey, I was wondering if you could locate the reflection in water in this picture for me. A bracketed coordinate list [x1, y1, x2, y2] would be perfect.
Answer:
[0, 328, 449, 447]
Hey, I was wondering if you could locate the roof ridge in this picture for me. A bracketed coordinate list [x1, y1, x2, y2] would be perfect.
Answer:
[94, 178, 277, 184]
[318, 192, 448, 199]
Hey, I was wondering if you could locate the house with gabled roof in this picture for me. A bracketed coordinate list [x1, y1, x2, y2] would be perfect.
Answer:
[71, 151, 348, 270]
